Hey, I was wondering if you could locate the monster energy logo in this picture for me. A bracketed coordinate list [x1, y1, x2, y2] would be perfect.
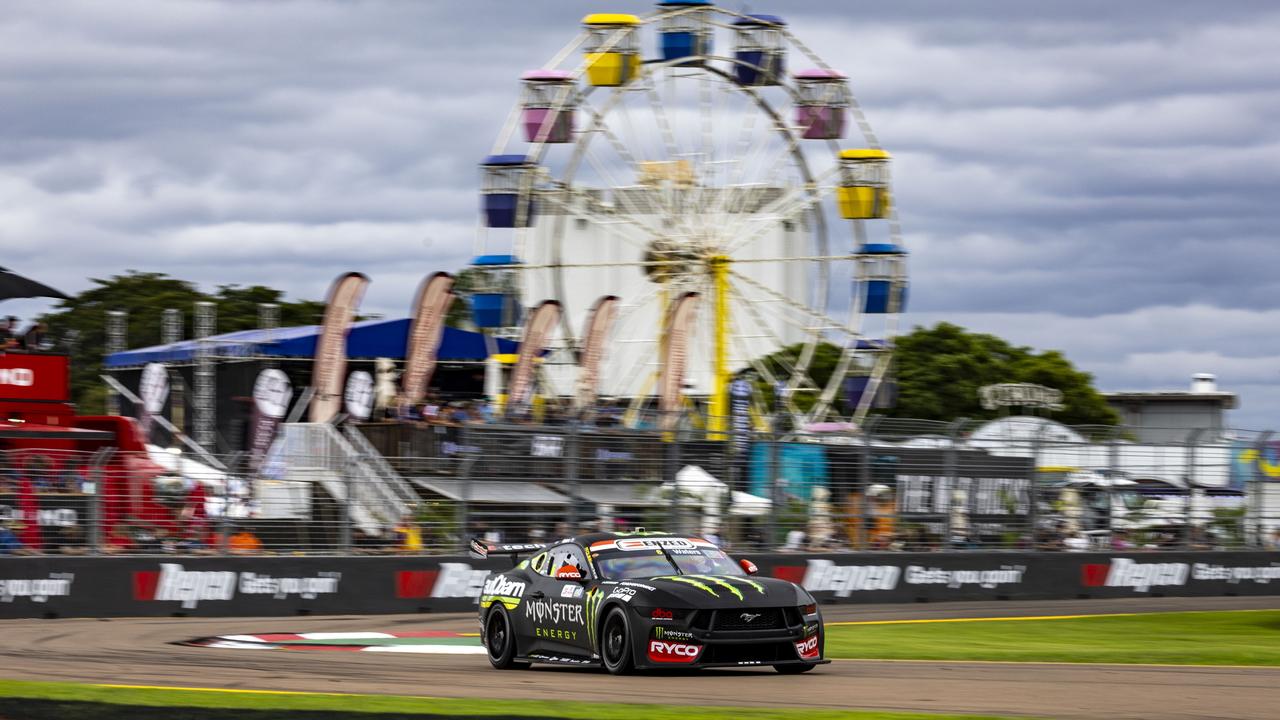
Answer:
[585, 587, 604, 651]
[653, 575, 766, 599]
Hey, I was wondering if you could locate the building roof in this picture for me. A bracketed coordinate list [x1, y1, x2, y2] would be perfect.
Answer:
[104, 318, 518, 368]
[1104, 391, 1238, 409]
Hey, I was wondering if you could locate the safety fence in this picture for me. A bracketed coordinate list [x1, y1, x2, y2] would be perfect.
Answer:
[2, 417, 1278, 557]
[1, 551, 1278, 619]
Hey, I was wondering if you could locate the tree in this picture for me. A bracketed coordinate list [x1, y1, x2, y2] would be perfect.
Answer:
[444, 267, 484, 330]
[752, 322, 1119, 426]
[888, 322, 1119, 426]
[38, 271, 324, 413]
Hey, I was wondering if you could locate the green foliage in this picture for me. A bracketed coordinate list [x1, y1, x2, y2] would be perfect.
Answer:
[890, 322, 1119, 425]
[38, 271, 323, 414]
[824, 610, 1280, 666]
[444, 267, 484, 330]
[751, 322, 1118, 425]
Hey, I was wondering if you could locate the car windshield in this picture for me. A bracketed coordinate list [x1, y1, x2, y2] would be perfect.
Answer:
[593, 546, 744, 580]
[666, 548, 744, 576]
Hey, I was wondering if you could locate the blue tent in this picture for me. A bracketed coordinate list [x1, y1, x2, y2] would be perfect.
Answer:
[104, 318, 518, 368]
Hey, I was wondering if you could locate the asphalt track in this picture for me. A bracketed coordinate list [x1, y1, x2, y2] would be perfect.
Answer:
[1, 596, 1278, 720]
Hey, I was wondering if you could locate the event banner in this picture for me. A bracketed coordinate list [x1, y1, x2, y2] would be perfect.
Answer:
[246, 368, 292, 473]
[505, 300, 561, 418]
[309, 272, 369, 423]
[575, 295, 619, 415]
[659, 292, 700, 431]
[1, 552, 1278, 619]
[400, 272, 455, 408]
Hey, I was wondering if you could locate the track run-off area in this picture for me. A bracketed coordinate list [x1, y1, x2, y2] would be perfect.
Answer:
[1, 597, 1278, 720]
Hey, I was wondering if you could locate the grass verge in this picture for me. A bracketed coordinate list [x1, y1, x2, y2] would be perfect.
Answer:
[0, 679, 1029, 720]
[825, 609, 1280, 666]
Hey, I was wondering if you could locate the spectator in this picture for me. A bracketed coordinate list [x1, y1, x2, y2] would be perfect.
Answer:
[394, 513, 422, 554]
[25, 455, 55, 493]
[22, 322, 49, 351]
[228, 527, 263, 554]
[1, 521, 38, 555]
[52, 525, 88, 555]
[0, 317, 17, 350]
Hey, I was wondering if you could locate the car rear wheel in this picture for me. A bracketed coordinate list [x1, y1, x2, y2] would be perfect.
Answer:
[775, 663, 816, 674]
[485, 607, 529, 670]
[600, 607, 634, 675]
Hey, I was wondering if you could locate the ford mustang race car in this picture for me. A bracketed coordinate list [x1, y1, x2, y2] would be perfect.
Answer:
[472, 531, 826, 674]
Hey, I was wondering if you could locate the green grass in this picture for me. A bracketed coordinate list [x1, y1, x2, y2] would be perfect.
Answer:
[825, 609, 1280, 666]
[0, 680, 1030, 720]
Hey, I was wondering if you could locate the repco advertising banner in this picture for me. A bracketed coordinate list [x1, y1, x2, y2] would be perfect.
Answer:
[2, 552, 1280, 619]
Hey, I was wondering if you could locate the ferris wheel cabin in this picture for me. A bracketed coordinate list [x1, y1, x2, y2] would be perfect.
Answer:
[657, 1, 713, 63]
[732, 14, 786, 86]
[855, 243, 908, 314]
[582, 14, 642, 87]
[481, 154, 538, 228]
[837, 148, 892, 219]
[794, 68, 850, 140]
[469, 255, 523, 329]
[521, 70, 576, 144]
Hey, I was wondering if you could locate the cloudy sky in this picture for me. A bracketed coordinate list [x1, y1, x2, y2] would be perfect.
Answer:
[3, 1, 1278, 427]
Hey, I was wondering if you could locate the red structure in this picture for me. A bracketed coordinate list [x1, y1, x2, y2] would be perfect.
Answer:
[0, 352, 172, 548]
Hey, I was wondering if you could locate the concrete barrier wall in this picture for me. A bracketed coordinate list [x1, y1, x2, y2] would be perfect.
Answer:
[1, 552, 1277, 619]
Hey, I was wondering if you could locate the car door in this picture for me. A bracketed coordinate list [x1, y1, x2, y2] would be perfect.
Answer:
[524, 542, 591, 658]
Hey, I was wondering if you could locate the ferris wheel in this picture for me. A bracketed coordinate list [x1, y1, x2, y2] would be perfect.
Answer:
[470, 2, 907, 430]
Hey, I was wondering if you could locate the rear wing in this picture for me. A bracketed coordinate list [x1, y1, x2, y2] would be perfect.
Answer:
[469, 538, 546, 562]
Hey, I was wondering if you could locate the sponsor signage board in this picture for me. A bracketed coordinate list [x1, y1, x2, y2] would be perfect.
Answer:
[1, 553, 1280, 619]
[0, 353, 70, 402]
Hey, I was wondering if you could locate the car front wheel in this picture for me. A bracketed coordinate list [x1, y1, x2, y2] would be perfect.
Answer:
[485, 607, 529, 670]
[600, 607, 635, 675]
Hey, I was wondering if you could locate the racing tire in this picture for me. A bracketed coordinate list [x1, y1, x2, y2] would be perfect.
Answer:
[485, 607, 529, 670]
[775, 663, 816, 674]
[600, 607, 635, 675]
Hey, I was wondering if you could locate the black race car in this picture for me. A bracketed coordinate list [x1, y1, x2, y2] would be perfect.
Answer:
[472, 531, 826, 674]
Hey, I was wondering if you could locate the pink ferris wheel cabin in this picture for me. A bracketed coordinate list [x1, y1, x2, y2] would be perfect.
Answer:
[520, 70, 576, 144]
[794, 68, 851, 140]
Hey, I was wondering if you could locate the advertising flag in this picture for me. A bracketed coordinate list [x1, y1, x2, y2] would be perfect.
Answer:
[400, 272, 455, 407]
[505, 300, 561, 418]
[138, 362, 169, 440]
[309, 272, 369, 423]
[659, 292, 700, 431]
[247, 368, 292, 473]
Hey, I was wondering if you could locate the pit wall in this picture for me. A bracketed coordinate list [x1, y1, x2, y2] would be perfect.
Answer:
[0, 552, 1277, 619]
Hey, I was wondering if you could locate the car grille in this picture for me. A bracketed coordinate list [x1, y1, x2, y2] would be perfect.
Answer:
[711, 607, 786, 631]
[701, 641, 790, 664]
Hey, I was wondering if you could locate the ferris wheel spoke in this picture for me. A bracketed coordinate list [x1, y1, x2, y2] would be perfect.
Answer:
[580, 141, 676, 241]
[727, 268, 844, 332]
[537, 191, 654, 256]
[722, 284, 810, 419]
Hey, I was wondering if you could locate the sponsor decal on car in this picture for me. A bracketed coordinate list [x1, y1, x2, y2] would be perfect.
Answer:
[650, 607, 674, 621]
[653, 627, 695, 642]
[795, 634, 820, 660]
[534, 626, 579, 641]
[133, 565, 342, 609]
[480, 574, 528, 610]
[524, 598, 584, 626]
[904, 565, 1026, 589]
[619, 581, 657, 591]
[606, 586, 637, 602]
[650, 574, 764, 599]
[1081, 559, 1189, 592]
[561, 584, 584, 599]
[647, 639, 702, 663]
[794, 559, 901, 597]
[616, 537, 697, 551]
[0, 573, 74, 603]
[585, 588, 605, 648]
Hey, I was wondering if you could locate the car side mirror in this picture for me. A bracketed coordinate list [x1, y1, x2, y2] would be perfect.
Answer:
[554, 566, 586, 581]
[739, 558, 758, 576]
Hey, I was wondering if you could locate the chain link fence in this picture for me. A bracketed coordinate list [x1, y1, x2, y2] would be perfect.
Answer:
[3, 417, 1277, 556]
